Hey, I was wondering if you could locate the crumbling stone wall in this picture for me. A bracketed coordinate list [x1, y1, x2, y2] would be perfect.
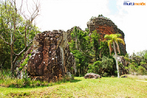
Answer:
[20, 30, 76, 82]
[87, 17, 127, 55]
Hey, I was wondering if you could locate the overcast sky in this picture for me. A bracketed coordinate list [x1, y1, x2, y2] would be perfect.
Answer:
[30, 0, 147, 55]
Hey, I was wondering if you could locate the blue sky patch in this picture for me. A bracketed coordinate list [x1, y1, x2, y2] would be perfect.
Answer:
[108, 0, 119, 15]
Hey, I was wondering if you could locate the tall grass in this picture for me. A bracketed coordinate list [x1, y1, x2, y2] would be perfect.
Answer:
[0, 70, 74, 88]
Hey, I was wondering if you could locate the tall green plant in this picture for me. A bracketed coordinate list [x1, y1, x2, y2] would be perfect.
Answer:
[69, 26, 92, 76]
[91, 30, 100, 61]
[104, 34, 125, 78]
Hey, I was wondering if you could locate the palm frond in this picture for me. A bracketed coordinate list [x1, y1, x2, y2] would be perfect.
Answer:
[104, 34, 125, 55]
[108, 40, 113, 55]
[116, 34, 122, 37]
[117, 38, 125, 45]
[115, 41, 120, 54]
[104, 34, 112, 39]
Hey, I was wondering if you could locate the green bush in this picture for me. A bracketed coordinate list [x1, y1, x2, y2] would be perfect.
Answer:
[87, 56, 114, 76]
[87, 61, 102, 73]
[137, 66, 146, 75]
[128, 63, 138, 74]
[103, 72, 108, 77]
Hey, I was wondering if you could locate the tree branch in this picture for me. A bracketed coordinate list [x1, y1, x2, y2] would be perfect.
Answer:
[13, 40, 32, 66]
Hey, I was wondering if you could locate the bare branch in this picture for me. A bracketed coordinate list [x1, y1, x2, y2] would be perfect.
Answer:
[19, 0, 24, 13]
[26, 0, 32, 16]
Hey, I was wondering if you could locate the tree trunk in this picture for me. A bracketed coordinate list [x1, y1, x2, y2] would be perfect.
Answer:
[10, 44, 14, 76]
[59, 46, 65, 75]
[113, 41, 120, 78]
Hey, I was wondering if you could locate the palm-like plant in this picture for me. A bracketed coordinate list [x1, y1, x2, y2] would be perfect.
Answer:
[104, 34, 125, 78]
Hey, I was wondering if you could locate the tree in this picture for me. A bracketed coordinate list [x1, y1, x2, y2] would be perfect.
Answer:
[0, 38, 10, 69]
[99, 41, 110, 58]
[87, 56, 114, 76]
[104, 34, 125, 78]
[0, 0, 40, 76]
[101, 56, 114, 76]
[91, 30, 100, 61]
[123, 50, 147, 75]
[69, 26, 92, 76]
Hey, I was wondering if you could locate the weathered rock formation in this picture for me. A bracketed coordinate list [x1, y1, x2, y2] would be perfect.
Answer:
[84, 73, 101, 79]
[18, 15, 127, 81]
[20, 30, 76, 82]
[87, 16, 127, 55]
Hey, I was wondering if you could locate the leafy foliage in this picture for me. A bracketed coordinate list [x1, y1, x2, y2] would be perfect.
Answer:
[124, 50, 147, 75]
[91, 30, 100, 61]
[88, 56, 114, 76]
[69, 27, 117, 76]
[137, 66, 146, 75]
[104, 34, 125, 55]
[19, 54, 31, 71]
[88, 61, 102, 74]
[69, 27, 92, 76]
[0, 1, 40, 73]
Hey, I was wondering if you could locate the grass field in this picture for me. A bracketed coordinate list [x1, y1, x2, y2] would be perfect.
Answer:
[0, 77, 147, 98]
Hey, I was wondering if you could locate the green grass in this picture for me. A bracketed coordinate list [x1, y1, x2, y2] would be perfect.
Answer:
[0, 77, 147, 98]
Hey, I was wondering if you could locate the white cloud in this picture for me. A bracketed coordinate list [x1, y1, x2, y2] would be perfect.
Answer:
[36, 0, 109, 31]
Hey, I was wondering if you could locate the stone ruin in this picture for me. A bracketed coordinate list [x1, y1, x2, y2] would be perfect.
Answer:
[19, 30, 76, 82]
[87, 16, 127, 55]
[18, 15, 127, 81]
[87, 15, 127, 75]
[84, 73, 101, 79]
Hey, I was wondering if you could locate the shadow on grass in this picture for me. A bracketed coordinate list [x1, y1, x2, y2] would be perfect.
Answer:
[70, 79, 81, 83]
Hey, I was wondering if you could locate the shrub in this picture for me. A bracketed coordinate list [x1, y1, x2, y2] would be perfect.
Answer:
[128, 63, 138, 75]
[87, 56, 114, 76]
[87, 61, 102, 74]
[137, 66, 146, 75]
[103, 72, 108, 77]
